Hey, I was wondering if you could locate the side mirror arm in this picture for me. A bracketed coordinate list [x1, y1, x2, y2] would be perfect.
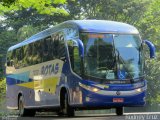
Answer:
[77, 39, 84, 57]
[144, 40, 155, 58]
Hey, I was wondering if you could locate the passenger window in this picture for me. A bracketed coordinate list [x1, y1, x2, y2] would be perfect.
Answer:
[8, 32, 66, 68]
[42, 38, 49, 62]
[51, 32, 66, 60]
[58, 34, 65, 59]
[52, 34, 59, 58]
[23, 44, 30, 67]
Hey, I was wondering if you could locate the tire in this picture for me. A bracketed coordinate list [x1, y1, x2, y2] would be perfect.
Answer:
[60, 92, 75, 117]
[18, 96, 36, 117]
[116, 107, 123, 116]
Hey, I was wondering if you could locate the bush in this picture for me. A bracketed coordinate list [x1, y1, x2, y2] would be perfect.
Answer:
[0, 78, 6, 99]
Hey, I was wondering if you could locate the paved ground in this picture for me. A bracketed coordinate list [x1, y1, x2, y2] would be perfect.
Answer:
[1, 113, 160, 120]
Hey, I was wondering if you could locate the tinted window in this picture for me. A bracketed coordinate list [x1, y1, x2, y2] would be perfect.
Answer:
[7, 31, 66, 68]
[51, 32, 65, 59]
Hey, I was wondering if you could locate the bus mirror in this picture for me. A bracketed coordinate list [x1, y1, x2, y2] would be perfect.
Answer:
[77, 39, 84, 58]
[143, 40, 155, 58]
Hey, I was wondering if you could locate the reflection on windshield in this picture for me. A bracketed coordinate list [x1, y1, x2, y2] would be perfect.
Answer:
[114, 34, 144, 79]
[80, 33, 144, 81]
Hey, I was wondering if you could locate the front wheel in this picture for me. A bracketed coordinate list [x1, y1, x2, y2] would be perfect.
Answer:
[18, 96, 36, 117]
[116, 107, 123, 116]
[60, 92, 75, 117]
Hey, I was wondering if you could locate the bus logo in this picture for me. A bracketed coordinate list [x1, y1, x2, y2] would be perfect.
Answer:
[41, 63, 59, 76]
[116, 91, 121, 96]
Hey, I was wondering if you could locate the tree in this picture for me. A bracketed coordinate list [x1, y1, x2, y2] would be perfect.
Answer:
[137, 0, 160, 104]
[0, 30, 17, 78]
[0, 0, 15, 6]
[0, 0, 68, 15]
[70, 0, 150, 23]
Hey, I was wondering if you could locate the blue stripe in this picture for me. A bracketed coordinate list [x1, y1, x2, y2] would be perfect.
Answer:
[6, 77, 33, 85]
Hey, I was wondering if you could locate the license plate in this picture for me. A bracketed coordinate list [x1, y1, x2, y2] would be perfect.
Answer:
[113, 98, 124, 103]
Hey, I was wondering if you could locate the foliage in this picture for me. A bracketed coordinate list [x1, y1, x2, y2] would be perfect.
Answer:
[0, 79, 6, 99]
[138, 0, 160, 104]
[17, 25, 41, 42]
[0, 0, 68, 15]
[71, 0, 150, 23]
[0, 0, 15, 6]
[0, 30, 18, 77]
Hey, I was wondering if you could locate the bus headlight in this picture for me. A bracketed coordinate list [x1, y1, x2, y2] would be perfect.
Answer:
[92, 88, 100, 92]
[79, 83, 100, 92]
[136, 88, 142, 92]
[88, 86, 100, 92]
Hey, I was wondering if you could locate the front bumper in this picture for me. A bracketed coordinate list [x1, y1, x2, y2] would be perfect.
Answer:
[82, 88, 146, 108]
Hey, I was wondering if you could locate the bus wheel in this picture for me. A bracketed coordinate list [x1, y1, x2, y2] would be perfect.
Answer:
[61, 92, 75, 117]
[18, 96, 35, 117]
[116, 107, 123, 116]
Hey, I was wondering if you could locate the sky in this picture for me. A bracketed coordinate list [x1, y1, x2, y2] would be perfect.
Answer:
[0, 16, 6, 21]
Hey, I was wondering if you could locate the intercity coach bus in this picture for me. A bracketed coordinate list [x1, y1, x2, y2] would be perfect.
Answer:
[6, 20, 155, 117]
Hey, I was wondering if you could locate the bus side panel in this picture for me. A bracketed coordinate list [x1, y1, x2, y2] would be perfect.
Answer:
[6, 72, 35, 109]
[6, 82, 19, 109]
[6, 59, 64, 109]
[67, 74, 83, 106]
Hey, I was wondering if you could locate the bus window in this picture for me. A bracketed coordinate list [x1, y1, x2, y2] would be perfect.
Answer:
[27, 43, 33, 65]
[53, 34, 59, 58]
[42, 37, 50, 62]
[58, 34, 65, 59]
[52, 32, 66, 60]
[67, 39, 81, 74]
[23, 44, 30, 67]
[19, 47, 24, 68]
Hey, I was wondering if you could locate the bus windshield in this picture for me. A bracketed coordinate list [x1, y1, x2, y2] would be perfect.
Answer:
[80, 33, 144, 81]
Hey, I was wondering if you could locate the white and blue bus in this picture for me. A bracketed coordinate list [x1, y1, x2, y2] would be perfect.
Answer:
[6, 20, 155, 117]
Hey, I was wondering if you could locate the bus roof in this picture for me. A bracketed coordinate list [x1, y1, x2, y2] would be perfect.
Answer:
[8, 20, 139, 51]
[71, 20, 139, 33]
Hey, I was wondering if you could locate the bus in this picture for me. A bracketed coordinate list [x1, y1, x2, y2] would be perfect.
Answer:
[6, 20, 155, 117]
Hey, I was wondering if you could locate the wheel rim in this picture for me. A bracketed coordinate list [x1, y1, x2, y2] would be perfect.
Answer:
[19, 100, 24, 116]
